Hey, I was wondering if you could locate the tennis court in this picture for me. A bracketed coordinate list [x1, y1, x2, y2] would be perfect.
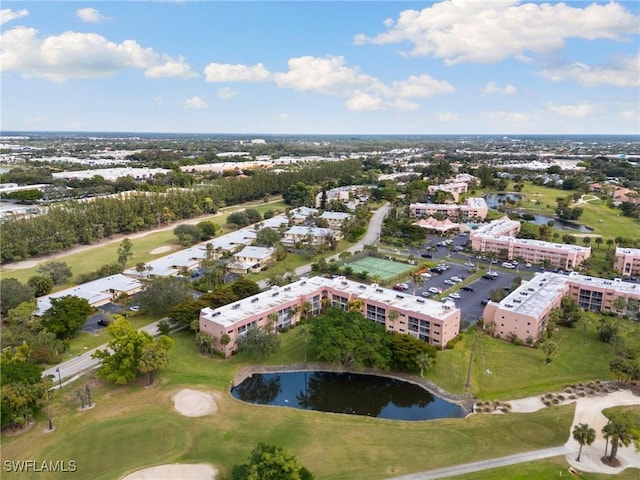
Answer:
[343, 256, 412, 281]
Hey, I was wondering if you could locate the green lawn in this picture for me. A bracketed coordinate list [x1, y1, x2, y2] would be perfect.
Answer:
[0, 198, 288, 286]
[447, 456, 640, 480]
[4, 321, 637, 479]
[2, 331, 579, 480]
[427, 317, 634, 400]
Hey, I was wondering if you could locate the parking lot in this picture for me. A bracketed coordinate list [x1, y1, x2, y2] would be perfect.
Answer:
[388, 234, 536, 330]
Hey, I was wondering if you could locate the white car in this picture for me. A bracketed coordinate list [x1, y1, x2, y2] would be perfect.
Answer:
[450, 276, 463, 283]
[428, 287, 442, 294]
[129, 305, 140, 312]
[526, 263, 532, 268]
[448, 292, 461, 299]
[464, 262, 475, 267]
[420, 273, 432, 279]
[502, 262, 515, 269]
[444, 279, 455, 286]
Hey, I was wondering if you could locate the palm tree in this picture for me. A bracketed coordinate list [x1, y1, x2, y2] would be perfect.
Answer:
[347, 298, 364, 313]
[135, 262, 147, 277]
[602, 413, 634, 463]
[606, 238, 614, 250]
[595, 237, 603, 250]
[572, 423, 596, 461]
[416, 352, 433, 377]
[410, 271, 423, 296]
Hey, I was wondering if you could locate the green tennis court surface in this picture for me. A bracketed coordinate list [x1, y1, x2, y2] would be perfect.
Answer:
[343, 256, 412, 280]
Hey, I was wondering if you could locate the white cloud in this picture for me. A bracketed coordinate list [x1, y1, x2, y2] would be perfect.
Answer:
[274, 56, 385, 96]
[483, 82, 516, 95]
[345, 91, 386, 111]
[184, 96, 208, 109]
[145, 55, 196, 79]
[391, 74, 454, 98]
[216, 87, 238, 100]
[620, 110, 638, 121]
[274, 113, 290, 121]
[75, 7, 108, 23]
[203, 55, 452, 112]
[0, 8, 28, 25]
[355, 0, 639, 64]
[204, 62, 271, 82]
[0, 27, 193, 81]
[539, 54, 640, 88]
[546, 102, 596, 118]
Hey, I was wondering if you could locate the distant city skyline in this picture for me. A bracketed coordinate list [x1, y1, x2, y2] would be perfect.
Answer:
[1, 1, 639, 135]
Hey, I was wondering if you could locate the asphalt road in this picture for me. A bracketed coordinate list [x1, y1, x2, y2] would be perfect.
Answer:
[48, 204, 391, 383]
[43, 320, 171, 386]
[386, 445, 572, 480]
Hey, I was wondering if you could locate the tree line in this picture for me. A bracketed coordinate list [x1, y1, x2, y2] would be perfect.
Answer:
[1, 160, 363, 263]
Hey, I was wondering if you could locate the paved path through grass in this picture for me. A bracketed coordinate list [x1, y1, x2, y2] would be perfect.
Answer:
[386, 446, 571, 480]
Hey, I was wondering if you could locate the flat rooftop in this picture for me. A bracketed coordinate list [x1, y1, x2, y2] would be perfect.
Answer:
[202, 276, 457, 328]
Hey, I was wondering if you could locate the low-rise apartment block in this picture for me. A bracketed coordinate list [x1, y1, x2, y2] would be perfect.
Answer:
[227, 246, 276, 274]
[471, 217, 590, 270]
[282, 226, 340, 246]
[483, 272, 640, 342]
[199, 276, 461, 357]
[410, 198, 488, 221]
[615, 247, 640, 277]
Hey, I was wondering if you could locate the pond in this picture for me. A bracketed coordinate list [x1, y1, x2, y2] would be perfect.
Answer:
[524, 214, 593, 232]
[483, 193, 524, 209]
[231, 371, 465, 421]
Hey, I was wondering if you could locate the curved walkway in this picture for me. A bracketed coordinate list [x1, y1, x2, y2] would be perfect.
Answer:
[387, 389, 640, 480]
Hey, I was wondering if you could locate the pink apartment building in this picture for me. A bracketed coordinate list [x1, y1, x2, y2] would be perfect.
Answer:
[410, 198, 488, 221]
[615, 247, 640, 277]
[199, 276, 461, 357]
[483, 272, 640, 342]
[471, 217, 590, 269]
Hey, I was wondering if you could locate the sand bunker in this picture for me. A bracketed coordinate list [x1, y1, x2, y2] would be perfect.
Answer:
[150, 246, 172, 255]
[172, 389, 217, 417]
[122, 463, 217, 480]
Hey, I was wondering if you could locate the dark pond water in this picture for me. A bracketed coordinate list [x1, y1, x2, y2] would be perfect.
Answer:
[525, 214, 593, 232]
[231, 371, 465, 421]
[484, 193, 524, 209]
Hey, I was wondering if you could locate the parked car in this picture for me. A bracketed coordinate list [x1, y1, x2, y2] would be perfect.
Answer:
[421, 253, 433, 258]
[420, 272, 432, 279]
[428, 286, 442, 294]
[464, 262, 475, 267]
[481, 299, 490, 305]
[482, 274, 497, 280]
[450, 276, 463, 283]
[129, 305, 140, 312]
[448, 292, 461, 299]
[430, 267, 442, 274]
[97, 318, 111, 327]
[461, 286, 474, 292]
[393, 283, 409, 291]
[526, 263, 532, 268]
[502, 262, 515, 269]
[444, 279, 455, 286]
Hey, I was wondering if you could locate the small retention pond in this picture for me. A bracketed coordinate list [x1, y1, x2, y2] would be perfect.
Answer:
[231, 371, 465, 421]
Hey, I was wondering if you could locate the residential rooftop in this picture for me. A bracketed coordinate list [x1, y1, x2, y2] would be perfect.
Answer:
[201, 275, 457, 328]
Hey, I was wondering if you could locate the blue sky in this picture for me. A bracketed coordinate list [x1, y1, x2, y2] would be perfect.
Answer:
[1, 1, 638, 134]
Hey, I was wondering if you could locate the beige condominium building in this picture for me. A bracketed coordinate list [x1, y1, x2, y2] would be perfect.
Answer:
[199, 276, 461, 357]
[410, 198, 489, 221]
[615, 247, 640, 277]
[483, 272, 640, 342]
[471, 217, 590, 270]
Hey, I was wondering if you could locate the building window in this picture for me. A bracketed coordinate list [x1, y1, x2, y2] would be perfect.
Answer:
[332, 295, 349, 311]
[366, 304, 387, 326]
